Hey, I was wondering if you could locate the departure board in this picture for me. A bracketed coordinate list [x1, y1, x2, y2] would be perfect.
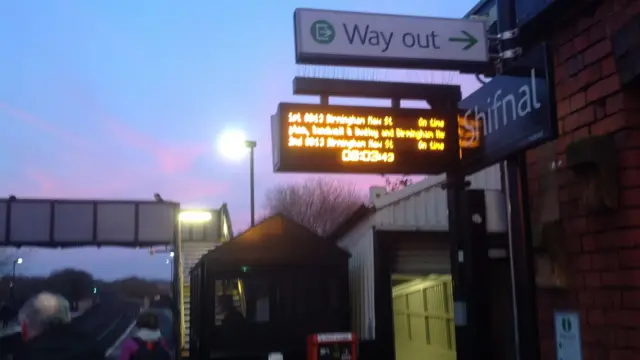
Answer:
[271, 103, 457, 174]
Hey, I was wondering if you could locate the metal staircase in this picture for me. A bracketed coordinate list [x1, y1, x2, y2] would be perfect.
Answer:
[173, 204, 233, 359]
[182, 241, 218, 351]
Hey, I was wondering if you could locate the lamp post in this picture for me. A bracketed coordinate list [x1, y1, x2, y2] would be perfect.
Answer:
[218, 130, 257, 227]
[245, 140, 257, 227]
[10, 257, 23, 304]
[167, 252, 175, 282]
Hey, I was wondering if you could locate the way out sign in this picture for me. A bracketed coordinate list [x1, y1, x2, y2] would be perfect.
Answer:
[294, 8, 489, 73]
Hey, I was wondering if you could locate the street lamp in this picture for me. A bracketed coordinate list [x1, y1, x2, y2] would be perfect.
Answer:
[178, 211, 213, 223]
[218, 130, 257, 227]
[10, 257, 23, 304]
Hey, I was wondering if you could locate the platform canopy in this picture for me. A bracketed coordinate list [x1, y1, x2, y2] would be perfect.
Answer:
[0, 198, 180, 247]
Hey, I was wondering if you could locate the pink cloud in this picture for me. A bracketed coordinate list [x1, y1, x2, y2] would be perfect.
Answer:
[2, 88, 209, 177]
[28, 170, 56, 194]
[67, 83, 209, 175]
[21, 167, 142, 198]
[0, 101, 91, 148]
[19, 166, 229, 202]
[101, 116, 209, 174]
[0, 102, 227, 202]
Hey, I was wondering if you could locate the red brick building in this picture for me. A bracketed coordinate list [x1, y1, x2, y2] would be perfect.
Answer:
[525, 0, 640, 358]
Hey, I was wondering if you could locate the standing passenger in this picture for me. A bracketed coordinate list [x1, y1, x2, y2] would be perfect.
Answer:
[17, 292, 105, 360]
[119, 312, 171, 360]
[218, 294, 246, 329]
[0, 302, 18, 328]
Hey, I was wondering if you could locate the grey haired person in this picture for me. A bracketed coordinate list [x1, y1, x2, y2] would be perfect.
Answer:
[16, 292, 104, 360]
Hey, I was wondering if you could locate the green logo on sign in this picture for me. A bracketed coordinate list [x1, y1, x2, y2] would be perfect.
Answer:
[561, 317, 572, 332]
[310, 20, 335, 44]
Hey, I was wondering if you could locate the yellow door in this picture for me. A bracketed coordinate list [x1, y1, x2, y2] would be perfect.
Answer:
[392, 275, 456, 360]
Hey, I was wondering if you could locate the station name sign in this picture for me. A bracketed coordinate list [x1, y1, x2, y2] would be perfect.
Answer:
[458, 43, 556, 173]
[271, 103, 457, 174]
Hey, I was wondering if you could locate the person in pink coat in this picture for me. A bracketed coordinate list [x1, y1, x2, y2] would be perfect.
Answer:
[118, 312, 170, 360]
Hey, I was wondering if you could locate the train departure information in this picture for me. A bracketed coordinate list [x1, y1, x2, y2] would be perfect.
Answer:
[287, 111, 446, 164]
[272, 103, 454, 174]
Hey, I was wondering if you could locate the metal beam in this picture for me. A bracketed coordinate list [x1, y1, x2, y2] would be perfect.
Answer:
[292, 77, 461, 106]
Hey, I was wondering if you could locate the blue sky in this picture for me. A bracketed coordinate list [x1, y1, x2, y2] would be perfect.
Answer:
[0, 0, 481, 280]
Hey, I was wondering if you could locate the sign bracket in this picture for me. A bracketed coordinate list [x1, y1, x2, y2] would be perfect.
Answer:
[292, 77, 460, 110]
[488, 27, 523, 68]
[497, 48, 523, 59]
[488, 28, 519, 41]
[489, 47, 523, 61]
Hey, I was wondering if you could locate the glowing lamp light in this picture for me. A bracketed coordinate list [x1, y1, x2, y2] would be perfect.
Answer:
[218, 129, 249, 160]
[179, 210, 213, 223]
[170, 251, 175, 257]
[16, 258, 23, 264]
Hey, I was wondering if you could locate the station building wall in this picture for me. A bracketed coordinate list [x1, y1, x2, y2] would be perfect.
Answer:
[525, 0, 640, 358]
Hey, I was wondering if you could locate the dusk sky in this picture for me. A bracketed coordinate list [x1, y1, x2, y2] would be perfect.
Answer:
[1, 0, 482, 280]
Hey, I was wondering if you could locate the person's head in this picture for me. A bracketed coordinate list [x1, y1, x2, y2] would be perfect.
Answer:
[19, 292, 71, 341]
[136, 311, 160, 331]
[218, 295, 235, 313]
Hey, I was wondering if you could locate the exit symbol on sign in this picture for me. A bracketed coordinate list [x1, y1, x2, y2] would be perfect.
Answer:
[448, 30, 479, 50]
[561, 317, 572, 332]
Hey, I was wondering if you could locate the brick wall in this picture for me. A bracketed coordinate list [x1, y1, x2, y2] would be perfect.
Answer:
[526, 0, 640, 359]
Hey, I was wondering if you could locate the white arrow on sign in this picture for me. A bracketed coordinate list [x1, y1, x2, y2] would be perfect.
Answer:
[294, 8, 490, 72]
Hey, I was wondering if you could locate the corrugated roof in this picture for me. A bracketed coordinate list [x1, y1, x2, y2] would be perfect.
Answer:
[326, 176, 448, 241]
[326, 204, 374, 243]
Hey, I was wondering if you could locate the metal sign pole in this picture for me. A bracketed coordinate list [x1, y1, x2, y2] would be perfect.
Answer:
[503, 155, 540, 360]
[446, 172, 492, 360]
[495, 2, 541, 359]
[442, 95, 492, 360]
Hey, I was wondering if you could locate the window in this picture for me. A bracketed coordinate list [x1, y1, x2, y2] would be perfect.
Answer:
[243, 277, 270, 323]
[214, 277, 272, 327]
[255, 296, 270, 322]
[214, 278, 247, 326]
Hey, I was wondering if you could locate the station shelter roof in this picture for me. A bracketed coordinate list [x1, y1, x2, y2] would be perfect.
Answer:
[198, 214, 350, 271]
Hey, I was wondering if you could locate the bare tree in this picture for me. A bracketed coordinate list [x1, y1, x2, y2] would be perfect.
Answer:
[382, 175, 413, 192]
[47, 268, 95, 303]
[263, 177, 364, 236]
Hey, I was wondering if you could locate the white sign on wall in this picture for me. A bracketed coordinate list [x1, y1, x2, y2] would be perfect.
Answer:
[554, 311, 583, 360]
[294, 8, 489, 71]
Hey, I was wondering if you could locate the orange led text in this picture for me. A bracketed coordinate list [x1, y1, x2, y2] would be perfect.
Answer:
[286, 111, 447, 164]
